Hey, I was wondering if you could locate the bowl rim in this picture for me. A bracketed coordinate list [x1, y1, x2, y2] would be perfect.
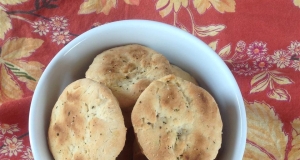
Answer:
[29, 19, 247, 160]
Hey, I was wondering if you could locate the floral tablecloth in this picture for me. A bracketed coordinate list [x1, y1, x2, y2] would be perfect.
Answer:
[1, 0, 300, 159]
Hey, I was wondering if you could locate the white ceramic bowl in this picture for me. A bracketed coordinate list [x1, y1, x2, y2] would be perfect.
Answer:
[29, 20, 246, 160]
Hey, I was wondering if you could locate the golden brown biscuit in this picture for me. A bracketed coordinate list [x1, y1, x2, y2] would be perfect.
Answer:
[85, 44, 173, 111]
[48, 78, 126, 160]
[171, 65, 198, 85]
[132, 75, 222, 160]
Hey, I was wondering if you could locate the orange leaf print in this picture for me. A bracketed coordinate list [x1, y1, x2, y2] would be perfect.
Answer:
[288, 118, 300, 160]
[250, 71, 267, 85]
[193, 0, 235, 14]
[194, 24, 225, 37]
[0, 8, 12, 40]
[250, 76, 270, 93]
[208, 40, 218, 51]
[156, 0, 188, 17]
[124, 0, 139, 5]
[0, 67, 23, 105]
[218, 43, 231, 58]
[243, 143, 270, 160]
[0, 38, 44, 104]
[1, 38, 43, 60]
[10, 60, 44, 91]
[192, 0, 210, 14]
[267, 89, 290, 101]
[245, 101, 287, 159]
[269, 71, 293, 85]
[293, 0, 300, 8]
[0, 0, 28, 5]
[78, 0, 116, 15]
[250, 71, 292, 100]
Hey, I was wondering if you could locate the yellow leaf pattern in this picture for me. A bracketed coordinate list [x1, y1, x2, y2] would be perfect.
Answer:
[229, 40, 294, 101]
[210, 0, 236, 13]
[249, 71, 293, 100]
[0, 38, 44, 104]
[1, 38, 43, 60]
[250, 71, 267, 85]
[243, 143, 271, 160]
[208, 40, 218, 51]
[192, 0, 211, 14]
[288, 118, 300, 159]
[10, 60, 44, 91]
[193, 0, 235, 14]
[194, 24, 226, 37]
[0, 67, 23, 105]
[78, 0, 117, 15]
[294, 0, 300, 8]
[267, 89, 290, 101]
[250, 77, 270, 93]
[0, 0, 28, 5]
[156, 0, 188, 17]
[270, 71, 294, 85]
[218, 43, 231, 58]
[0, 8, 12, 40]
[245, 101, 287, 159]
[124, 0, 140, 5]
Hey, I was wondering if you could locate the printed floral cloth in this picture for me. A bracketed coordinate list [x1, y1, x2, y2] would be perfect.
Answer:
[0, 0, 300, 159]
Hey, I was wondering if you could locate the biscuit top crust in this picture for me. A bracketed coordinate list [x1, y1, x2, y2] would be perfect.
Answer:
[85, 44, 173, 111]
[48, 78, 126, 160]
[132, 75, 222, 160]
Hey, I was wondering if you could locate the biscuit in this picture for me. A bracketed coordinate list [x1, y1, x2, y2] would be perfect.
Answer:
[171, 65, 198, 85]
[85, 44, 173, 112]
[48, 78, 126, 160]
[131, 75, 222, 160]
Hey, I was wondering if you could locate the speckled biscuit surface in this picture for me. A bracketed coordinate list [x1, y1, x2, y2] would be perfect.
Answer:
[170, 65, 198, 85]
[131, 75, 222, 160]
[48, 78, 126, 160]
[85, 44, 173, 111]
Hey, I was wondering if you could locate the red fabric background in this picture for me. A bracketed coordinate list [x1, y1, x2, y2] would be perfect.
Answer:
[1, 0, 300, 159]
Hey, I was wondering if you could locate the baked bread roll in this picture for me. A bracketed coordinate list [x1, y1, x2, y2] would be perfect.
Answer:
[48, 78, 126, 160]
[170, 65, 198, 85]
[132, 75, 222, 160]
[85, 44, 173, 112]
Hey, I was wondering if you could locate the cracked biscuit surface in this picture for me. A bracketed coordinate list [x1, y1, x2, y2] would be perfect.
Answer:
[85, 44, 173, 112]
[48, 78, 126, 160]
[131, 75, 222, 160]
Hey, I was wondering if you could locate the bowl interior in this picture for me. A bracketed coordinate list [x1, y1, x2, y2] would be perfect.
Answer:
[29, 20, 246, 160]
